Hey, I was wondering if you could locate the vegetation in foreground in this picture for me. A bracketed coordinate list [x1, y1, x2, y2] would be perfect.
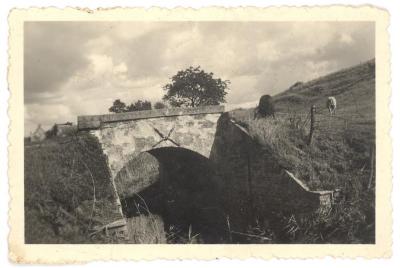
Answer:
[24, 134, 123, 243]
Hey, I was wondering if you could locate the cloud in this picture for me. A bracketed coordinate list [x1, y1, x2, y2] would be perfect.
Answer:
[24, 22, 100, 103]
[24, 21, 374, 135]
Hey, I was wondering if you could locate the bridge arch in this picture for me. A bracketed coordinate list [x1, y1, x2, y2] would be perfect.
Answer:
[78, 106, 224, 178]
[114, 146, 226, 243]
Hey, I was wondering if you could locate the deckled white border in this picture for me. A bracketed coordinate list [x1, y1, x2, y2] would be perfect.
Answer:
[7, 6, 391, 263]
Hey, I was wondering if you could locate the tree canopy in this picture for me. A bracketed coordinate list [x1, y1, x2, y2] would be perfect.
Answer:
[109, 99, 152, 113]
[109, 99, 127, 113]
[127, 100, 152, 111]
[162, 66, 229, 107]
[154, 101, 166, 109]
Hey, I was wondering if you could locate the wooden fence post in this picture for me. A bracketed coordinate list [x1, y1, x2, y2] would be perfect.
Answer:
[308, 105, 316, 145]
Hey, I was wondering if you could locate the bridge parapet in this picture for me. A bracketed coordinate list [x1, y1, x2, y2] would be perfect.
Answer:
[78, 105, 225, 130]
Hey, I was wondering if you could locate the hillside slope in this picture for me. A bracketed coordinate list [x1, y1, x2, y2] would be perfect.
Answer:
[229, 59, 375, 243]
[274, 59, 375, 142]
[230, 59, 375, 189]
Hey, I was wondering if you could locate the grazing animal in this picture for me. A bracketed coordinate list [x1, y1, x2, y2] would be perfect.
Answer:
[326, 96, 337, 115]
[254, 94, 276, 119]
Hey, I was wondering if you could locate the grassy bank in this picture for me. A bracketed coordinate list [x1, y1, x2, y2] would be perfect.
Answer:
[228, 59, 375, 243]
[24, 133, 122, 243]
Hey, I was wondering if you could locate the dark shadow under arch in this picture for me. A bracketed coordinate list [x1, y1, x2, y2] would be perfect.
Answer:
[119, 146, 227, 243]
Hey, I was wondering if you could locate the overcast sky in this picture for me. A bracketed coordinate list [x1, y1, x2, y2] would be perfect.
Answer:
[24, 21, 374, 135]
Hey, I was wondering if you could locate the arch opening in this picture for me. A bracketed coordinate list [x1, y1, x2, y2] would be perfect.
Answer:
[114, 147, 227, 243]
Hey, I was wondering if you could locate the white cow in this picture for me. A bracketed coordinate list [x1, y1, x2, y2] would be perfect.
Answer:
[326, 96, 337, 115]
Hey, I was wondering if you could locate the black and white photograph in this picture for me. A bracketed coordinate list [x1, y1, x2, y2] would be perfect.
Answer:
[22, 19, 378, 245]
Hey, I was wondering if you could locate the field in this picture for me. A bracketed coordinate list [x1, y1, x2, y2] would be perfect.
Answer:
[24, 59, 375, 244]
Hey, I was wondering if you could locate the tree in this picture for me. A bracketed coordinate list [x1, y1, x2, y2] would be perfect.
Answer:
[162, 66, 229, 107]
[109, 99, 152, 113]
[109, 99, 127, 113]
[154, 101, 166, 109]
[126, 100, 152, 111]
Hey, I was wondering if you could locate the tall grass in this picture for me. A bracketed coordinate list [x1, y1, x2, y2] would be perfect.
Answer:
[227, 60, 376, 243]
[274, 190, 374, 243]
[24, 133, 122, 243]
[228, 107, 375, 243]
[126, 214, 166, 243]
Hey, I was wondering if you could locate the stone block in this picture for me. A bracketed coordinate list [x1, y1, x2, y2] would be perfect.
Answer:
[78, 105, 224, 130]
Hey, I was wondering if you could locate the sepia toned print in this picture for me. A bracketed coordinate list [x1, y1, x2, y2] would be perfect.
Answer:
[9, 7, 391, 262]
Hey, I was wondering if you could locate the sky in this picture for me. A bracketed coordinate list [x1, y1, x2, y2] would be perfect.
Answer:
[24, 21, 374, 135]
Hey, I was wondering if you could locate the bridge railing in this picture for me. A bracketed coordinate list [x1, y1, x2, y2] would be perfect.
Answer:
[78, 105, 225, 130]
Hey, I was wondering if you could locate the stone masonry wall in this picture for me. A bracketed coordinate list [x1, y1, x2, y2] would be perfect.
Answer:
[78, 107, 223, 178]
[210, 114, 325, 233]
[78, 106, 224, 230]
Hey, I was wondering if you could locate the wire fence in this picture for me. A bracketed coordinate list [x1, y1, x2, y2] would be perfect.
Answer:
[275, 102, 375, 142]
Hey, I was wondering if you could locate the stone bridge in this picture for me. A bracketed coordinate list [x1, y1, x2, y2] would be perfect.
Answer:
[78, 106, 223, 177]
[78, 105, 333, 242]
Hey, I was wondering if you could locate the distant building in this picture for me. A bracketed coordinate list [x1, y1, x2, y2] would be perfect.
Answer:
[30, 124, 46, 142]
[47, 122, 77, 138]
